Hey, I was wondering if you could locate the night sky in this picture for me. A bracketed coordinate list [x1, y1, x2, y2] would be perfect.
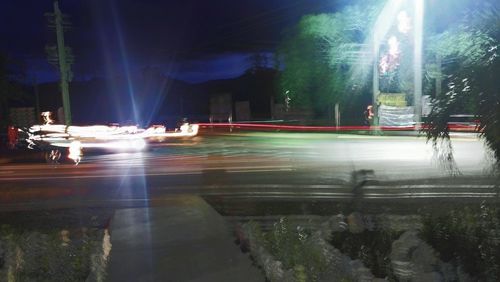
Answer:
[1, 0, 348, 83]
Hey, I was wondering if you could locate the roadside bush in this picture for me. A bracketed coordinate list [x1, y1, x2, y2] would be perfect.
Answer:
[330, 229, 400, 280]
[0, 225, 107, 282]
[420, 202, 500, 281]
[245, 218, 329, 282]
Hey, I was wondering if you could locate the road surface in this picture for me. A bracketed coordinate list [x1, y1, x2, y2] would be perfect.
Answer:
[0, 132, 497, 211]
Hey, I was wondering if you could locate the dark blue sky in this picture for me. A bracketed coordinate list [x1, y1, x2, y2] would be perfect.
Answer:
[1, 0, 347, 83]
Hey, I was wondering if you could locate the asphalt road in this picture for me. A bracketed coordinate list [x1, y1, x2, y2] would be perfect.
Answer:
[0, 132, 497, 211]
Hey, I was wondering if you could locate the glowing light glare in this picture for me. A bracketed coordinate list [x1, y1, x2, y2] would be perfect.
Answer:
[145, 125, 166, 134]
[182, 124, 199, 136]
[379, 36, 401, 74]
[130, 138, 146, 150]
[120, 125, 139, 134]
[388, 36, 400, 56]
[68, 140, 82, 163]
[41, 111, 54, 125]
[143, 124, 199, 137]
[61, 138, 147, 151]
[87, 138, 146, 150]
[397, 11, 411, 34]
[379, 58, 389, 73]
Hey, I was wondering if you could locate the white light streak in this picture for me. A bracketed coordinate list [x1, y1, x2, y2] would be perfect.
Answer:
[24, 122, 198, 153]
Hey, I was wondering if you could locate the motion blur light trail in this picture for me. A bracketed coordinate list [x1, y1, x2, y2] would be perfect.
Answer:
[197, 123, 478, 133]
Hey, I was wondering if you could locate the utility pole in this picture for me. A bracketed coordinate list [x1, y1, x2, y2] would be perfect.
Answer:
[33, 76, 40, 122]
[54, 0, 71, 125]
[372, 45, 379, 127]
[372, 31, 380, 127]
[46, 0, 73, 125]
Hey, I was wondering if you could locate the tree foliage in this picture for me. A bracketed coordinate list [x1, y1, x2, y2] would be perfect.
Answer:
[277, 3, 380, 117]
[425, 1, 500, 163]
